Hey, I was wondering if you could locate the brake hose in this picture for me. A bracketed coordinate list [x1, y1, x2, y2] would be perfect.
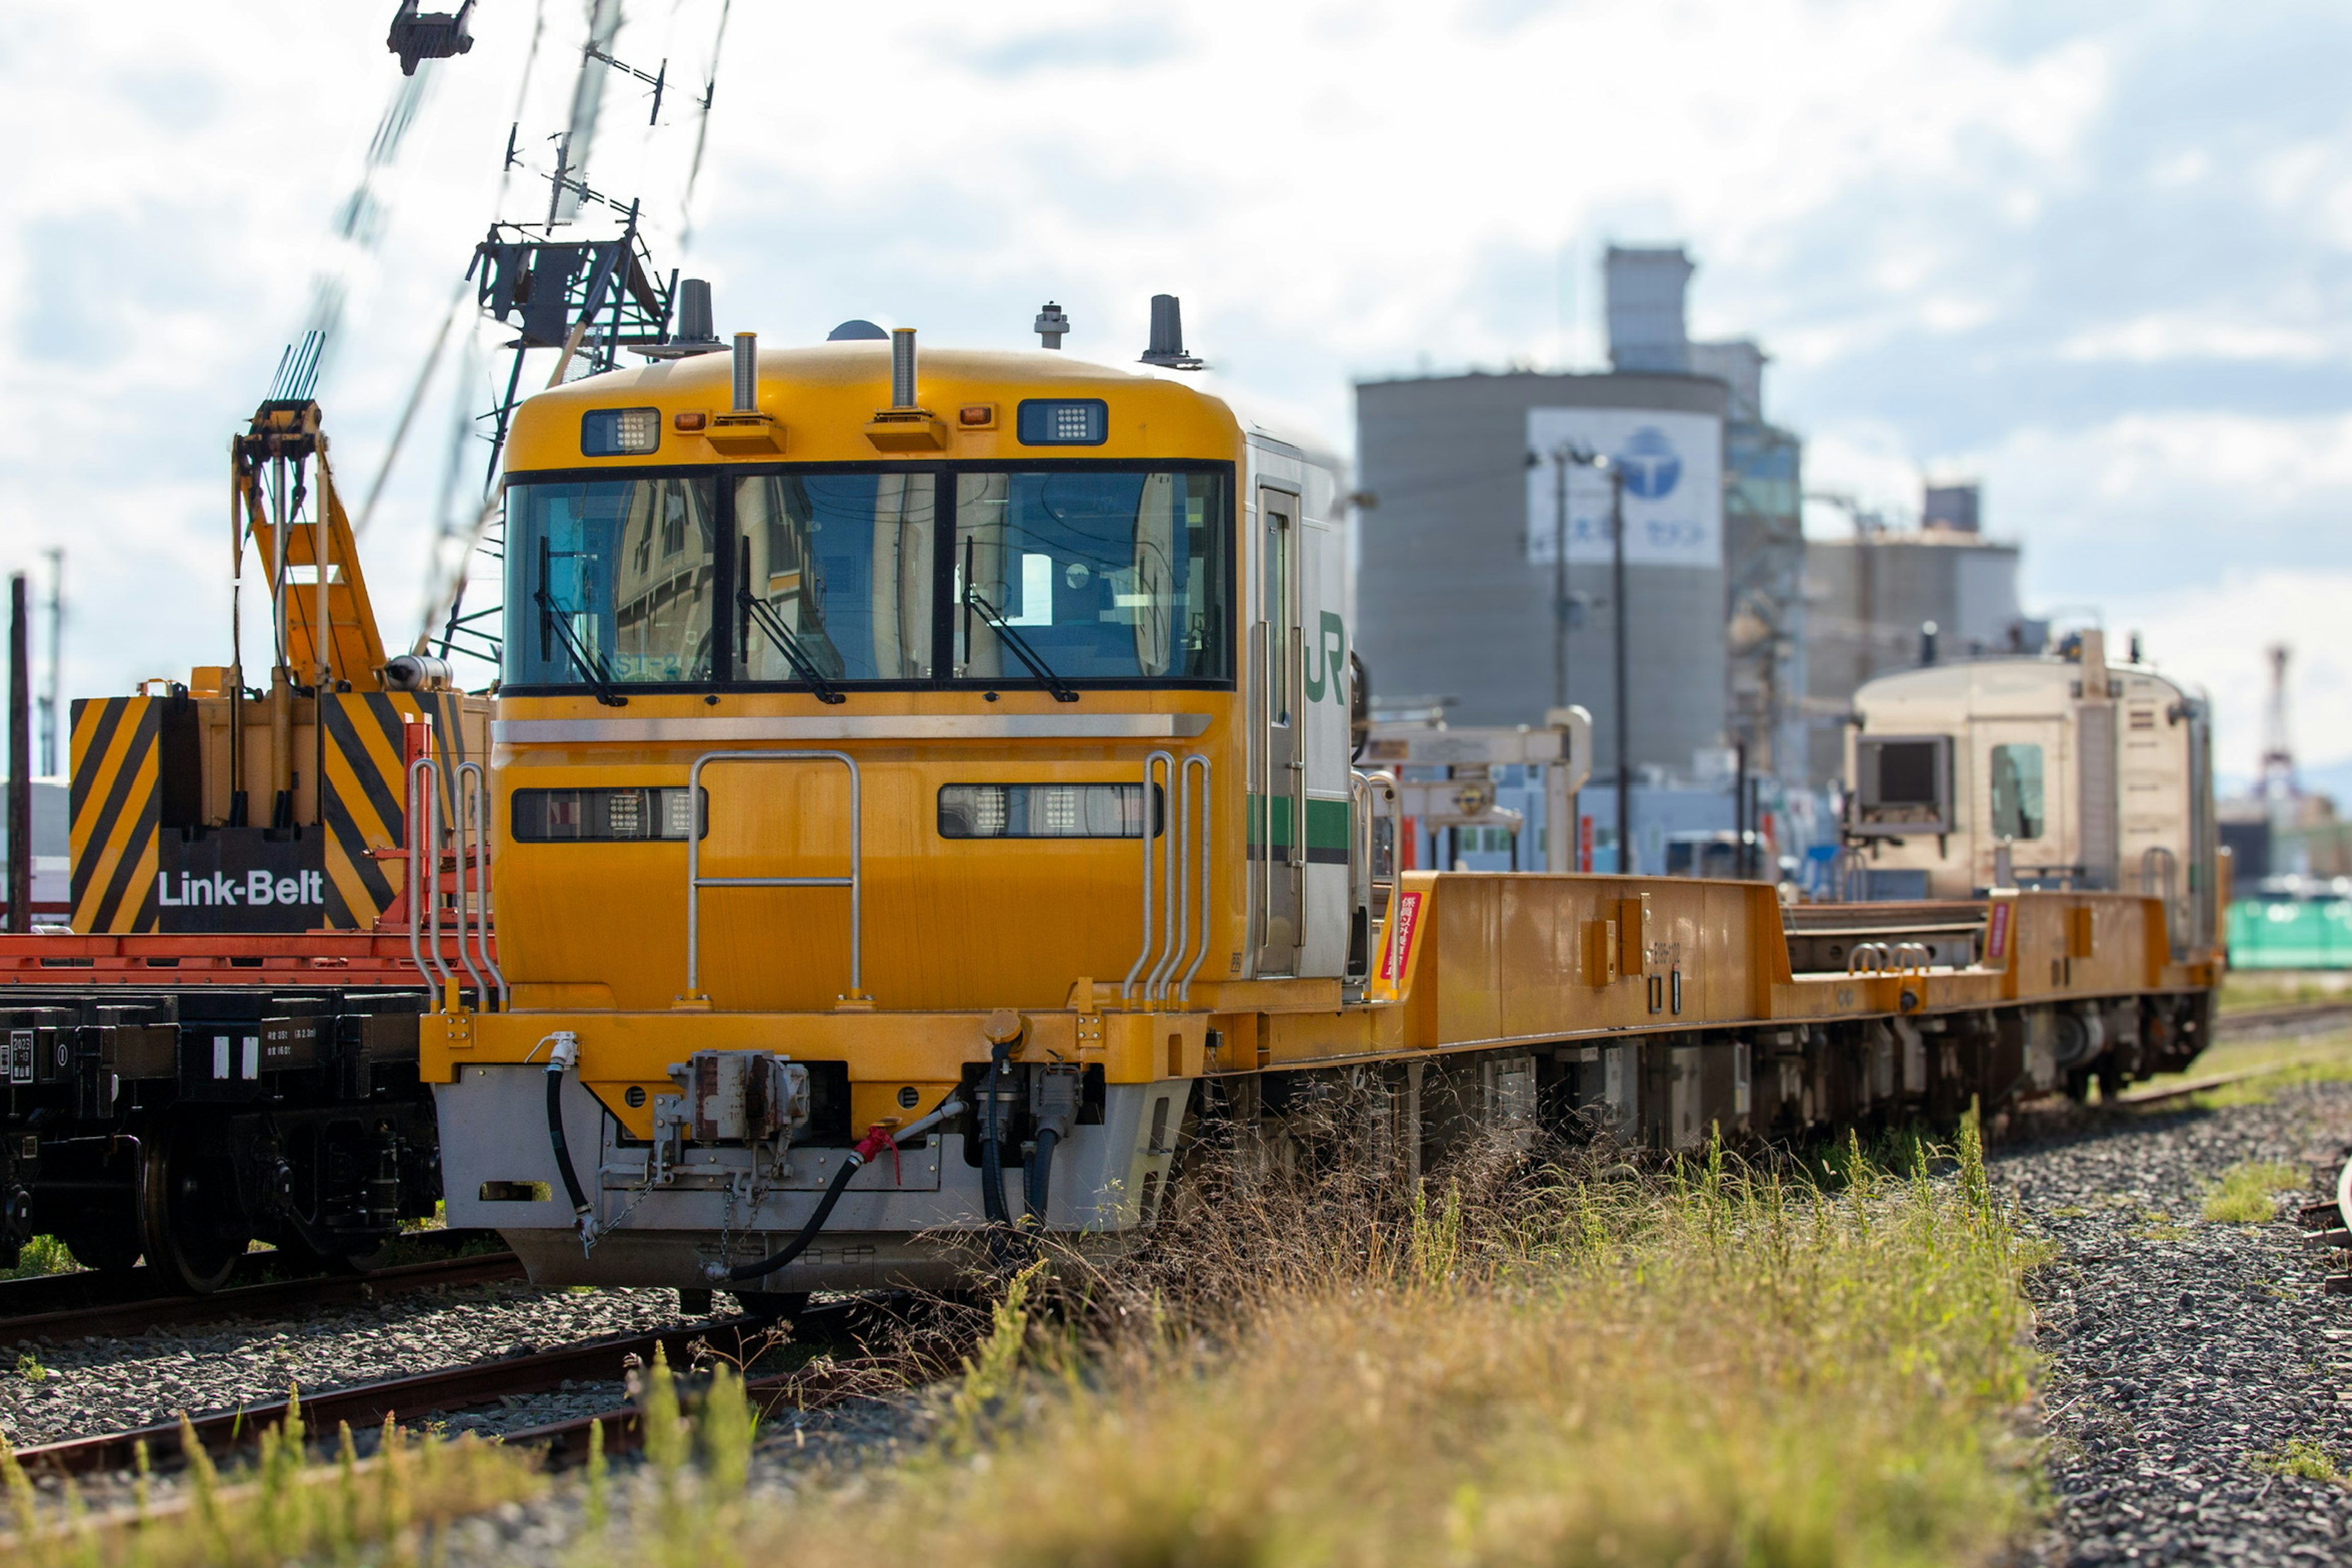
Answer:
[541, 1033, 595, 1243]
[979, 1038, 1014, 1227]
[712, 1096, 965, 1284]
[1023, 1125, 1060, 1225]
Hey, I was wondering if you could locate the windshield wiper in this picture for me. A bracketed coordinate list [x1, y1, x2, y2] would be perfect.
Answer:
[960, 539, 1080, 703]
[532, 582, 628, 707]
[963, 583, 1081, 703]
[737, 584, 847, 704]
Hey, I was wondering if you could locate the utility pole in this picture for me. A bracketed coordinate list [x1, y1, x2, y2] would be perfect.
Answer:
[8, 575, 29, 932]
[1609, 461, 1630, 874]
[39, 548, 60, 778]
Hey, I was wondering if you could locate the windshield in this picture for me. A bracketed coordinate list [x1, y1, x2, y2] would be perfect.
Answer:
[737, 473, 934, 682]
[503, 465, 1229, 692]
[953, 470, 1228, 682]
[507, 477, 719, 687]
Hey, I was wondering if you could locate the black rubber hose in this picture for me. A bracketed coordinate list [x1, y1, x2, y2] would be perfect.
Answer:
[979, 1039, 1013, 1227]
[722, 1152, 862, 1283]
[545, 1066, 592, 1219]
[1023, 1126, 1059, 1225]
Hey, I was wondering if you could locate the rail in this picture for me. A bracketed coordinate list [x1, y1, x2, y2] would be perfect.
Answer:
[1125, 751, 1212, 1006]
[685, 749, 864, 1002]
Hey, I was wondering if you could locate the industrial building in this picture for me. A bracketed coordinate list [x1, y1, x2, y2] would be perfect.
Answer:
[1799, 491, 2035, 782]
[1354, 366, 1730, 775]
[1354, 245, 1817, 872]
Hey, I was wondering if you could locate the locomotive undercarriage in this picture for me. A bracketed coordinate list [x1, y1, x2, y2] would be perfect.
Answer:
[0, 989, 441, 1292]
[449, 988, 2211, 1297]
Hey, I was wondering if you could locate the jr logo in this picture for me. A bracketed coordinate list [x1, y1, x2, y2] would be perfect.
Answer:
[1302, 612, 1346, 706]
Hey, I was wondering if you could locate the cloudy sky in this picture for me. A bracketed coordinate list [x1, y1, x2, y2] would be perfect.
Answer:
[2, 0, 2346, 788]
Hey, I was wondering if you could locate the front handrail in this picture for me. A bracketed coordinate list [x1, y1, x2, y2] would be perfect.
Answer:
[405, 756, 453, 997]
[1123, 750, 1176, 1005]
[456, 760, 507, 1005]
[1123, 752, 1213, 1007]
[1175, 755, 1213, 1004]
[685, 749, 864, 1002]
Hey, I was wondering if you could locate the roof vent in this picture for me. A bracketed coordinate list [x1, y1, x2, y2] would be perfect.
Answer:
[1035, 301, 1071, 350]
[827, 319, 889, 341]
[1139, 294, 1203, 370]
[643, 277, 724, 358]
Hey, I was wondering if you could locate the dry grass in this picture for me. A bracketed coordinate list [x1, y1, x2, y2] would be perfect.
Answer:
[589, 1109, 2050, 1568]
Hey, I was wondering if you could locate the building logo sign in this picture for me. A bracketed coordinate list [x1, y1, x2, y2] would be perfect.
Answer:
[1617, 427, 1681, 499]
[1524, 406, 1722, 571]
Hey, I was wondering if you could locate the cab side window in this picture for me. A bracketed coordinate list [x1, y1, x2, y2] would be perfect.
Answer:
[1989, 744, 2045, 840]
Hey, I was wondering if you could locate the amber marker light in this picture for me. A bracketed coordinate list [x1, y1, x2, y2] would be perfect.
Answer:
[959, 404, 996, 428]
[674, 411, 709, 431]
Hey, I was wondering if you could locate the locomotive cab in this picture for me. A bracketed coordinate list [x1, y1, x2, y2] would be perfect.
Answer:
[1842, 628, 2218, 954]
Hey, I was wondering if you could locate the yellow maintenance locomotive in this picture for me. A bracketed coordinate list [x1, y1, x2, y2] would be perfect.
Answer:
[426, 299, 2222, 1306]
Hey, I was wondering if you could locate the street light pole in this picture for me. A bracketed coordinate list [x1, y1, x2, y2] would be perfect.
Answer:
[1550, 445, 1571, 712]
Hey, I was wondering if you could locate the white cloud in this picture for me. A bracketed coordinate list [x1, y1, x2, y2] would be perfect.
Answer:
[0, 0, 2336, 756]
[2106, 568, 2352, 779]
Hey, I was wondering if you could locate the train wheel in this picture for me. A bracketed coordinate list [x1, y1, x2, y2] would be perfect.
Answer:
[729, 1290, 809, 1323]
[138, 1123, 251, 1295]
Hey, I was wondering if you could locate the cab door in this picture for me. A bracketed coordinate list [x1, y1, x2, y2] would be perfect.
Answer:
[1974, 718, 2067, 888]
[1253, 484, 1305, 974]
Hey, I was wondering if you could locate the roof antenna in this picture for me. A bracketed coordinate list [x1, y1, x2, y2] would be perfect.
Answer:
[1139, 294, 1203, 369]
[1034, 301, 1070, 350]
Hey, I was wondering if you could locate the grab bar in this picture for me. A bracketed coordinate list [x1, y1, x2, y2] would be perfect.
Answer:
[456, 760, 507, 1006]
[405, 756, 456, 998]
[1123, 750, 1175, 1005]
[1123, 752, 1213, 1006]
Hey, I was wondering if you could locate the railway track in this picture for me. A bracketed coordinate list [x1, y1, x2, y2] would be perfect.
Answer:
[8, 1296, 910, 1479]
[2298, 1151, 2352, 1298]
[2214, 998, 2352, 1041]
[0, 1249, 524, 1347]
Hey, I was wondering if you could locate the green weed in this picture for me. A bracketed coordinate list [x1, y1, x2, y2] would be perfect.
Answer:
[0, 1392, 543, 1566]
[2201, 1161, 2305, 1224]
[2, 1234, 80, 1280]
[2253, 1438, 2342, 1482]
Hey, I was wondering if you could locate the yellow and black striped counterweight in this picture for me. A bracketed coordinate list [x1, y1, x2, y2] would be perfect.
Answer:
[67, 688, 477, 934]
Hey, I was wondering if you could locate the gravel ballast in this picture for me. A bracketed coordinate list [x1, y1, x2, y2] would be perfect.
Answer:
[0, 1279, 704, 1449]
[2002, 1080, 2352, 1563]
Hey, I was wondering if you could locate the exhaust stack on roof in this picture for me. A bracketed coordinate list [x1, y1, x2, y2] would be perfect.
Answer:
[731, 333, 759, 413]
[891, 328, 918, 409]
[865, 326, 948, 452]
